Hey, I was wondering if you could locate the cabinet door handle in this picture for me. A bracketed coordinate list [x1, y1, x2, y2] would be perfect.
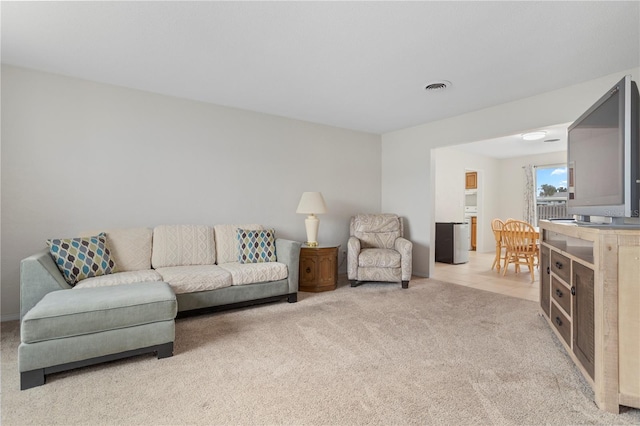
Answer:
[306, 267, 311, 273]
[555, 289, 563, 298]
[555, 317, 563, 326]
[546, 266, 550, 275]
[555, 261, 563, 269]
[571, 286, 576, 296]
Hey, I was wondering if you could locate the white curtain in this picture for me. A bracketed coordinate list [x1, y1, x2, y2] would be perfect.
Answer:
[523, 164, 536, 224]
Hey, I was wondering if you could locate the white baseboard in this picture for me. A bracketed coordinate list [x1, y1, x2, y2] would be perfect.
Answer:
[1, 313, 20, 322]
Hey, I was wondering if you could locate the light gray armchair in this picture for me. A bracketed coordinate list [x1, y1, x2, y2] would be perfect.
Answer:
[347, 213, 412, 289]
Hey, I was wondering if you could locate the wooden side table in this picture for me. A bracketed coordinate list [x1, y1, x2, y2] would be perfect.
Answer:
[299, 245, 339, 292]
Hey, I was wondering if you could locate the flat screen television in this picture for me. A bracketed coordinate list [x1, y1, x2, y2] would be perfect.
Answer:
[567, 75, 640, 226]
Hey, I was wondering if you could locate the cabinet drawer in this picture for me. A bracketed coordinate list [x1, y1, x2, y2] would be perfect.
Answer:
[551, 303, 571, 347]
[551, 277, 571, 315]
[550, 250, 571, 283]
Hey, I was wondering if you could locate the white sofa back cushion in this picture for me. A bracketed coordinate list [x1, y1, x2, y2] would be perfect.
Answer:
[152, 225, 216, 268]
[80, 227, 153, 272]
[214, 224, 262, 264]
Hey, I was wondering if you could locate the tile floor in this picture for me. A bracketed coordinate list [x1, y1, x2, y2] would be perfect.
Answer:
[431, 250, 540, 302]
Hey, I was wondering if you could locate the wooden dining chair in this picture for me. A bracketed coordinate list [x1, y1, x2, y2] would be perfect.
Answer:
[491, 218, 505, 271]
[501, 219, 538, 281]
[504, 218, 539, 266]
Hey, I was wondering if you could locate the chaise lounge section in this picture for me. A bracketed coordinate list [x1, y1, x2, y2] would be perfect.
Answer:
[19, 281, 177, 390]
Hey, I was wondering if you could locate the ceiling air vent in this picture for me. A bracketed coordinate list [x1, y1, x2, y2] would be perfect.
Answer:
[425, 80, 452, 91]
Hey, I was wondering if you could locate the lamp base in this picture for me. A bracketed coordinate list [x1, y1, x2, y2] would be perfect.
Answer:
[304, 215, 320, 248]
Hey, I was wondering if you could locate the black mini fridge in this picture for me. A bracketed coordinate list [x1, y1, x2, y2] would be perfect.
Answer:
[435, 222, 469, 264]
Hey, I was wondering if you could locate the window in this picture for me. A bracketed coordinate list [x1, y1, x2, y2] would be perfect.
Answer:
[536, 164, 569, 223]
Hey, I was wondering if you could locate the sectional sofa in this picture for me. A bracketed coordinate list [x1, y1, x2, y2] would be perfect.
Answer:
[18, 224, 301, 389]
[20, 224, 302, 318]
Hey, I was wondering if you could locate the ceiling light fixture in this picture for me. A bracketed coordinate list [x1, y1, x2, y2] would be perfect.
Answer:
[424, 80, 452, 91]
[522, 131, 547, 141]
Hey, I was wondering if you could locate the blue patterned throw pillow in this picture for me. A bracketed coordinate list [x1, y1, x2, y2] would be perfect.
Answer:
[237, 229, 277, 264]
[47, 233, 117, 286]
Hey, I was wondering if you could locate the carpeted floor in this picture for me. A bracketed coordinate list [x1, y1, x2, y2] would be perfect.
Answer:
[2, 277, 639, 425]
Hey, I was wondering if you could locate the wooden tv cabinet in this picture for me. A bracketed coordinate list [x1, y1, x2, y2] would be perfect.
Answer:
[539, 220, 640, 413]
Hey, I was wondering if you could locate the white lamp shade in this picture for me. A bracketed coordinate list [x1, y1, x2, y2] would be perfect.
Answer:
[296, 192, 327, 215]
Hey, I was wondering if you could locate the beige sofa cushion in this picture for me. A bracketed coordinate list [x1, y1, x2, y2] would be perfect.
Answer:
[218, 262, 288, 286]
[74, 270, 163, 289]
[80, 227, 153, 272]
[214, 224, 262, 264]
[152, 225, 215, 268]
[155, 265, 232, 294]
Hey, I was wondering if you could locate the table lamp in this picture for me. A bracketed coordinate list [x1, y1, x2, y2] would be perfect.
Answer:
[296, 192, 327, 247]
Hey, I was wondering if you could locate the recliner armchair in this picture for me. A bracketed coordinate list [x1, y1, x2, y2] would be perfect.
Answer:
[347, 213, 412, 289]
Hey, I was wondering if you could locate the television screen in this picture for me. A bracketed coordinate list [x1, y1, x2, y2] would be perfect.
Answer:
[567, 75, 640, 222]
[568, 90, 623, 206]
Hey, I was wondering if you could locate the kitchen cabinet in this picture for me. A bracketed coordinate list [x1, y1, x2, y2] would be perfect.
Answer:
[465, 172, 477, 189]
[470, 216, 477, 250]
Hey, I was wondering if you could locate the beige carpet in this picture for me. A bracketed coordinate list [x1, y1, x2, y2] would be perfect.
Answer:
[2, 277, 639, 425]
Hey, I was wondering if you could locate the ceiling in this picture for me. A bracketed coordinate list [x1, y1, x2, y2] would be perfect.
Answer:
[2, 1, 639, 142]
[455, 123, 571, 159]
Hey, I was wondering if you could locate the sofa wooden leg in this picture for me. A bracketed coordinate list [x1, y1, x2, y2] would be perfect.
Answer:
[350, 280, 359, 287]
[156, 342, 174, 359]
[401, 281, 409, 289]
[287, 293, 298, 303]
[21, 369, 45, 390]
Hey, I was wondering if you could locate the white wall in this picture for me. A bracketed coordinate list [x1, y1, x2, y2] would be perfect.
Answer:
[0, 65, 382, 320]
[381, 67, 640, 277]
[381, 138, 431, 275]
[433, 147, 501, 253]
[432, 147, 467, 224]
